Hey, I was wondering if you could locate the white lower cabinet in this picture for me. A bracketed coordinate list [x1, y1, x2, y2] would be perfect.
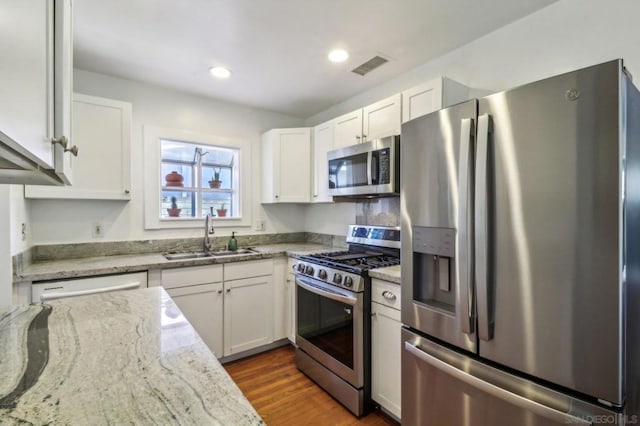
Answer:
[162, 259, 277, 359]
[166, 283, 223, 357]
[223, 259, 274, 357]
[161, 264, 224, 357]
[224, 274, 273, 356]
[371, 278, 402, 420]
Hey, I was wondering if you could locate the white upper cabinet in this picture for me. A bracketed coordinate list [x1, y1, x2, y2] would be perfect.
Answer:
[334, 94, 401, 149]
[334, 109, 363, 149]
[402, 77, 470, 123]
[312, 119, 334, 203]
[0, 0, 74, 184]
[26, 94, 132, 200]
[261, 128, 312, 203]
[362, 94, 402, 140]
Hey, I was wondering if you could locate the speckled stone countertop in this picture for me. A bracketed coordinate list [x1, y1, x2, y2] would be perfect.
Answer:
[0, 287, 262, 425]
[368, 264, 401, 284]
[16, 243, 331, 283]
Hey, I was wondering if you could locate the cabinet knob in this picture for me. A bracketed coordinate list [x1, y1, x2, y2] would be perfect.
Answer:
[124, 189, 130, 194]
[226, 288, 231, 293]
[51, 135, 68, 149]
[371, 312, 377, 317]
[65, 145, 79, 156]
[355, 135, 361, 141]
[275, 195, 279, 199]
[361, 134, 367, 143]
[217, 289, 223, 294]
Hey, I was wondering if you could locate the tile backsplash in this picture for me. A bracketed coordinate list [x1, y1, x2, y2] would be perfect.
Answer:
[355, 197, 400, 227]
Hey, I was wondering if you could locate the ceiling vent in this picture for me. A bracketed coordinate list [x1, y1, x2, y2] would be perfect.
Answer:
[351, 56, 389, 76]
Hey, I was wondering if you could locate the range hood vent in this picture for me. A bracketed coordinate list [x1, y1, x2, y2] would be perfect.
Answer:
[351, 56, 389, 76]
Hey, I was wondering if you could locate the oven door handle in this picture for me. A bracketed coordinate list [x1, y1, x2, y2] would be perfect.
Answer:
[296, 277, 358, 306]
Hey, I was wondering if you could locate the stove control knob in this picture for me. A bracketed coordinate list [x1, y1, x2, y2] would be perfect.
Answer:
[344, 276, 353, 287]
[305, 265, 314, 275]
[333, 273, 342, 284]
[297, 263, 305, 273]
[318, 269, 328, 279]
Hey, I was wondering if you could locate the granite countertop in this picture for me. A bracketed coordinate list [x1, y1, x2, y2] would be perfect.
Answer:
[17, 243, 332, 282]
[368, 264, 401, 284]
[0, 287, 263, 425]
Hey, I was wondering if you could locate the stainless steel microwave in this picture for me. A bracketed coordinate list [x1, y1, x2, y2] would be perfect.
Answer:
[327, 135, 400, 197]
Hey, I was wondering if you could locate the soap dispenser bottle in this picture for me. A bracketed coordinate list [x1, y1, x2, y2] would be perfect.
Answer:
[228, 232, 238, 251]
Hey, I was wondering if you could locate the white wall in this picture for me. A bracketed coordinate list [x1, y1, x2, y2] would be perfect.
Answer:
[305, 0, 640, 126]
[29, 70, 306, 244]
[303, 0, 640, 234]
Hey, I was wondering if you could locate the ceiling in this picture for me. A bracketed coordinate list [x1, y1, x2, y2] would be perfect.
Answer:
[74, 0, 558, 118]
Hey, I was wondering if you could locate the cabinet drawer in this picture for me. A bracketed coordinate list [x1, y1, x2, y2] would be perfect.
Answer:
[372, 278, 401, 310]
[224, 259, 273, 281]
[162, 264, 223, 289]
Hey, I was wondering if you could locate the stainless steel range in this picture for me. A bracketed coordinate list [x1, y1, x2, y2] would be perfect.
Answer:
[293, 225, 400, 417]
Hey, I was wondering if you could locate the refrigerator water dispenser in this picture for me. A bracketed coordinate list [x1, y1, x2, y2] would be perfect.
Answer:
[412, 227, 456, 313]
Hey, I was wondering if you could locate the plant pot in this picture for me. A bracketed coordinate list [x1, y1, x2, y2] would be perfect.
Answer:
[167, 208, 181, 217]
[216, 209, 227, 217]
[165, 171, 184, 187]
[209, 179, 222, 189]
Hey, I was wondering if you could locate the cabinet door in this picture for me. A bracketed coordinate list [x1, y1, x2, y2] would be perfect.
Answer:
[312, 120, 334, 203]
[52, 0, 73, 184]
[261, 128, 311, 203]
[334, 109, 363, 148]
[0, 0, 73, 183]
[401, 78, 444, 123]
[272, 258, 288, 341]
[372, 301, 402, 419]
[166, 283, 224, 358]
[0, 0, 54, 168]
[362, 94, 401, 140]
[287, 272, 296, 344]
[25, 94, 133, 199]
[224, 275, 273, 356]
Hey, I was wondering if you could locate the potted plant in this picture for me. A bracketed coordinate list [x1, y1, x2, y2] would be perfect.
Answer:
[216, 203, 227, 217]
[167, 196, 181, 217]
[209, 168, 222, 188]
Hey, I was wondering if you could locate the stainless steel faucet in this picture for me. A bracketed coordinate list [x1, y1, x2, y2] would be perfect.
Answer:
[204, 212, 214, 252]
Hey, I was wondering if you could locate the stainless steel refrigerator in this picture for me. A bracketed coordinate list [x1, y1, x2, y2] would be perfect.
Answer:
[401, 59, 640, 425]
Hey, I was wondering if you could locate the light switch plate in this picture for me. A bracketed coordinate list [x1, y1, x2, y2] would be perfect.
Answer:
[254, 219, 265, 231]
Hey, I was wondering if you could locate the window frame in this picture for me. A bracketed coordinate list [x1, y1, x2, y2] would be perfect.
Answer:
[143, 126, 252, 230]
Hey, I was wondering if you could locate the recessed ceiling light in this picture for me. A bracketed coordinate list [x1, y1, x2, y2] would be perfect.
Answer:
[209, 66, 231, 79]
[328, 49, 349, 63]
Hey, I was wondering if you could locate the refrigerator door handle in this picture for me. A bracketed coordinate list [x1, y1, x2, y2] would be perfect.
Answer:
[475, 113, 493, 341]
[457, 117, 475, 334]
[404, 342, 591, 425]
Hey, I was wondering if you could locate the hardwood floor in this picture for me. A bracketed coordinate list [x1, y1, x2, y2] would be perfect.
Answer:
[224, 345, 398, 426]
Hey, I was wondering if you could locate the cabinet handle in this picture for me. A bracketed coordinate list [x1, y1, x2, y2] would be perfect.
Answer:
[51, 135, 68, 149]
[362, 134, 367, 142]
[382, 290, 396, 301]
[65, 145, 79, 156]
[275, 195, 279, 199]
[217, 290, 223, 294]
[355, 135, 361, 142]
[226, 288, 231, 293]
[124, 189, 130, 194]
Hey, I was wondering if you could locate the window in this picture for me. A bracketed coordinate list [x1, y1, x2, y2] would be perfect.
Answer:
[160, 139, 238, 219]
[143, 126, 252, 230]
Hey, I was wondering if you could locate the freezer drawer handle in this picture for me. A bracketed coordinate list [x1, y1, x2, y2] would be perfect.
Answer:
[39, 282, 142, 302]
[404, 342, 590, 425]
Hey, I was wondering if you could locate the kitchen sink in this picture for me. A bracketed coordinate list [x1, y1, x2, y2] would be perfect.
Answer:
[164, 248, 256, 260]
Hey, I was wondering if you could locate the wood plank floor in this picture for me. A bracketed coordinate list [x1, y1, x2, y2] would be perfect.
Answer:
[224, 345, 399, 426]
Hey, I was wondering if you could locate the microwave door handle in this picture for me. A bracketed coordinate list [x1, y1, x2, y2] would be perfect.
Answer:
[370, 150, 379, 185]
[366, 151, 373, 185]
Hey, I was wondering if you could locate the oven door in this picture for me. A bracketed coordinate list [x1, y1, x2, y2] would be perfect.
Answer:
[295, 275, 364, 388]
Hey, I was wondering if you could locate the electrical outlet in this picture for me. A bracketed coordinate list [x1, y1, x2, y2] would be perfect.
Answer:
[21, 223, 26, 241]
[92, 222, 104, 238]
[254, 219, 265, 231]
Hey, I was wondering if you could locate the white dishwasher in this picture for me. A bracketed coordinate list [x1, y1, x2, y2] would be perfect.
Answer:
[31, 272, 148, 303]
